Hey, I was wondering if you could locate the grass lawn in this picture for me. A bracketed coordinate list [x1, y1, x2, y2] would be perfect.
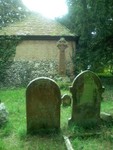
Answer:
[0, 83, 113, 150]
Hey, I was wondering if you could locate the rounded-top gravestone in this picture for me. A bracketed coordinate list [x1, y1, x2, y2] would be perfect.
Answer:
[26, 77, 61, 134]
[68, 70, 104, 127]
[61, 94, 71, 107]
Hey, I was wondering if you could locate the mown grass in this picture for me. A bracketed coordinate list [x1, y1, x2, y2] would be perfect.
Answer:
[0, 82, 113, 150]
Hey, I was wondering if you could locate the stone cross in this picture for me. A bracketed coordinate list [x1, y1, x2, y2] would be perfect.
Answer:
[26, 77, 61, 134]
[68, 70, 104, 127]
[57, 37, 68, 76]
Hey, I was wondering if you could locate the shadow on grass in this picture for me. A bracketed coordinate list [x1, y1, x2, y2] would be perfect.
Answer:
[67, 118, 113, 140]
[23, 132, 65, 150]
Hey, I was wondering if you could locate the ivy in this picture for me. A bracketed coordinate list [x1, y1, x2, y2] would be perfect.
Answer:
[0, 36, 20, 82]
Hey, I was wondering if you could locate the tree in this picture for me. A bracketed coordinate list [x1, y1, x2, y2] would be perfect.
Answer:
[0, 0, 27, 82]
[0, 0, 28, 28]
[60, 0, 113, 73]
[88, 0, 113, 73]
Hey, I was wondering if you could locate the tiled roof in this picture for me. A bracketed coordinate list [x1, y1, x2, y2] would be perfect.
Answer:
[0, 13, 75, 36]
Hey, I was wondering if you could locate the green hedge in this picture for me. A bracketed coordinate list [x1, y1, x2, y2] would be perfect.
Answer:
[98, 74, 113, 85]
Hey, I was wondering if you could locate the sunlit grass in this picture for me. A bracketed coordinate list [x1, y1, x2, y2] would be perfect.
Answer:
[0, 88, 66, 150]
[0, 83, 113, 150]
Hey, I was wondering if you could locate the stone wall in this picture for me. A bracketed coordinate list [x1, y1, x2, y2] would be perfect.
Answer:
[0, 39, 75, 88]
[0, 60, 73, 88]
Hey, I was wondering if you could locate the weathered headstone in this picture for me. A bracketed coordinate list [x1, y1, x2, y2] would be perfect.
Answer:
[26, 77, 61, 134]
[62, 94, 71, 107]
[68, 70, 104, 127]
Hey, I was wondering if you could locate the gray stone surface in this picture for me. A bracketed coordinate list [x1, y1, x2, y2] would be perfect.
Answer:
[0, 60, 73, 88]
[100, 112, 113, 123]
[69, 70, 104, 127]
[26, 77, 61, 134]
[0, 103, 8, 126]
[57, 38, 68, 76]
